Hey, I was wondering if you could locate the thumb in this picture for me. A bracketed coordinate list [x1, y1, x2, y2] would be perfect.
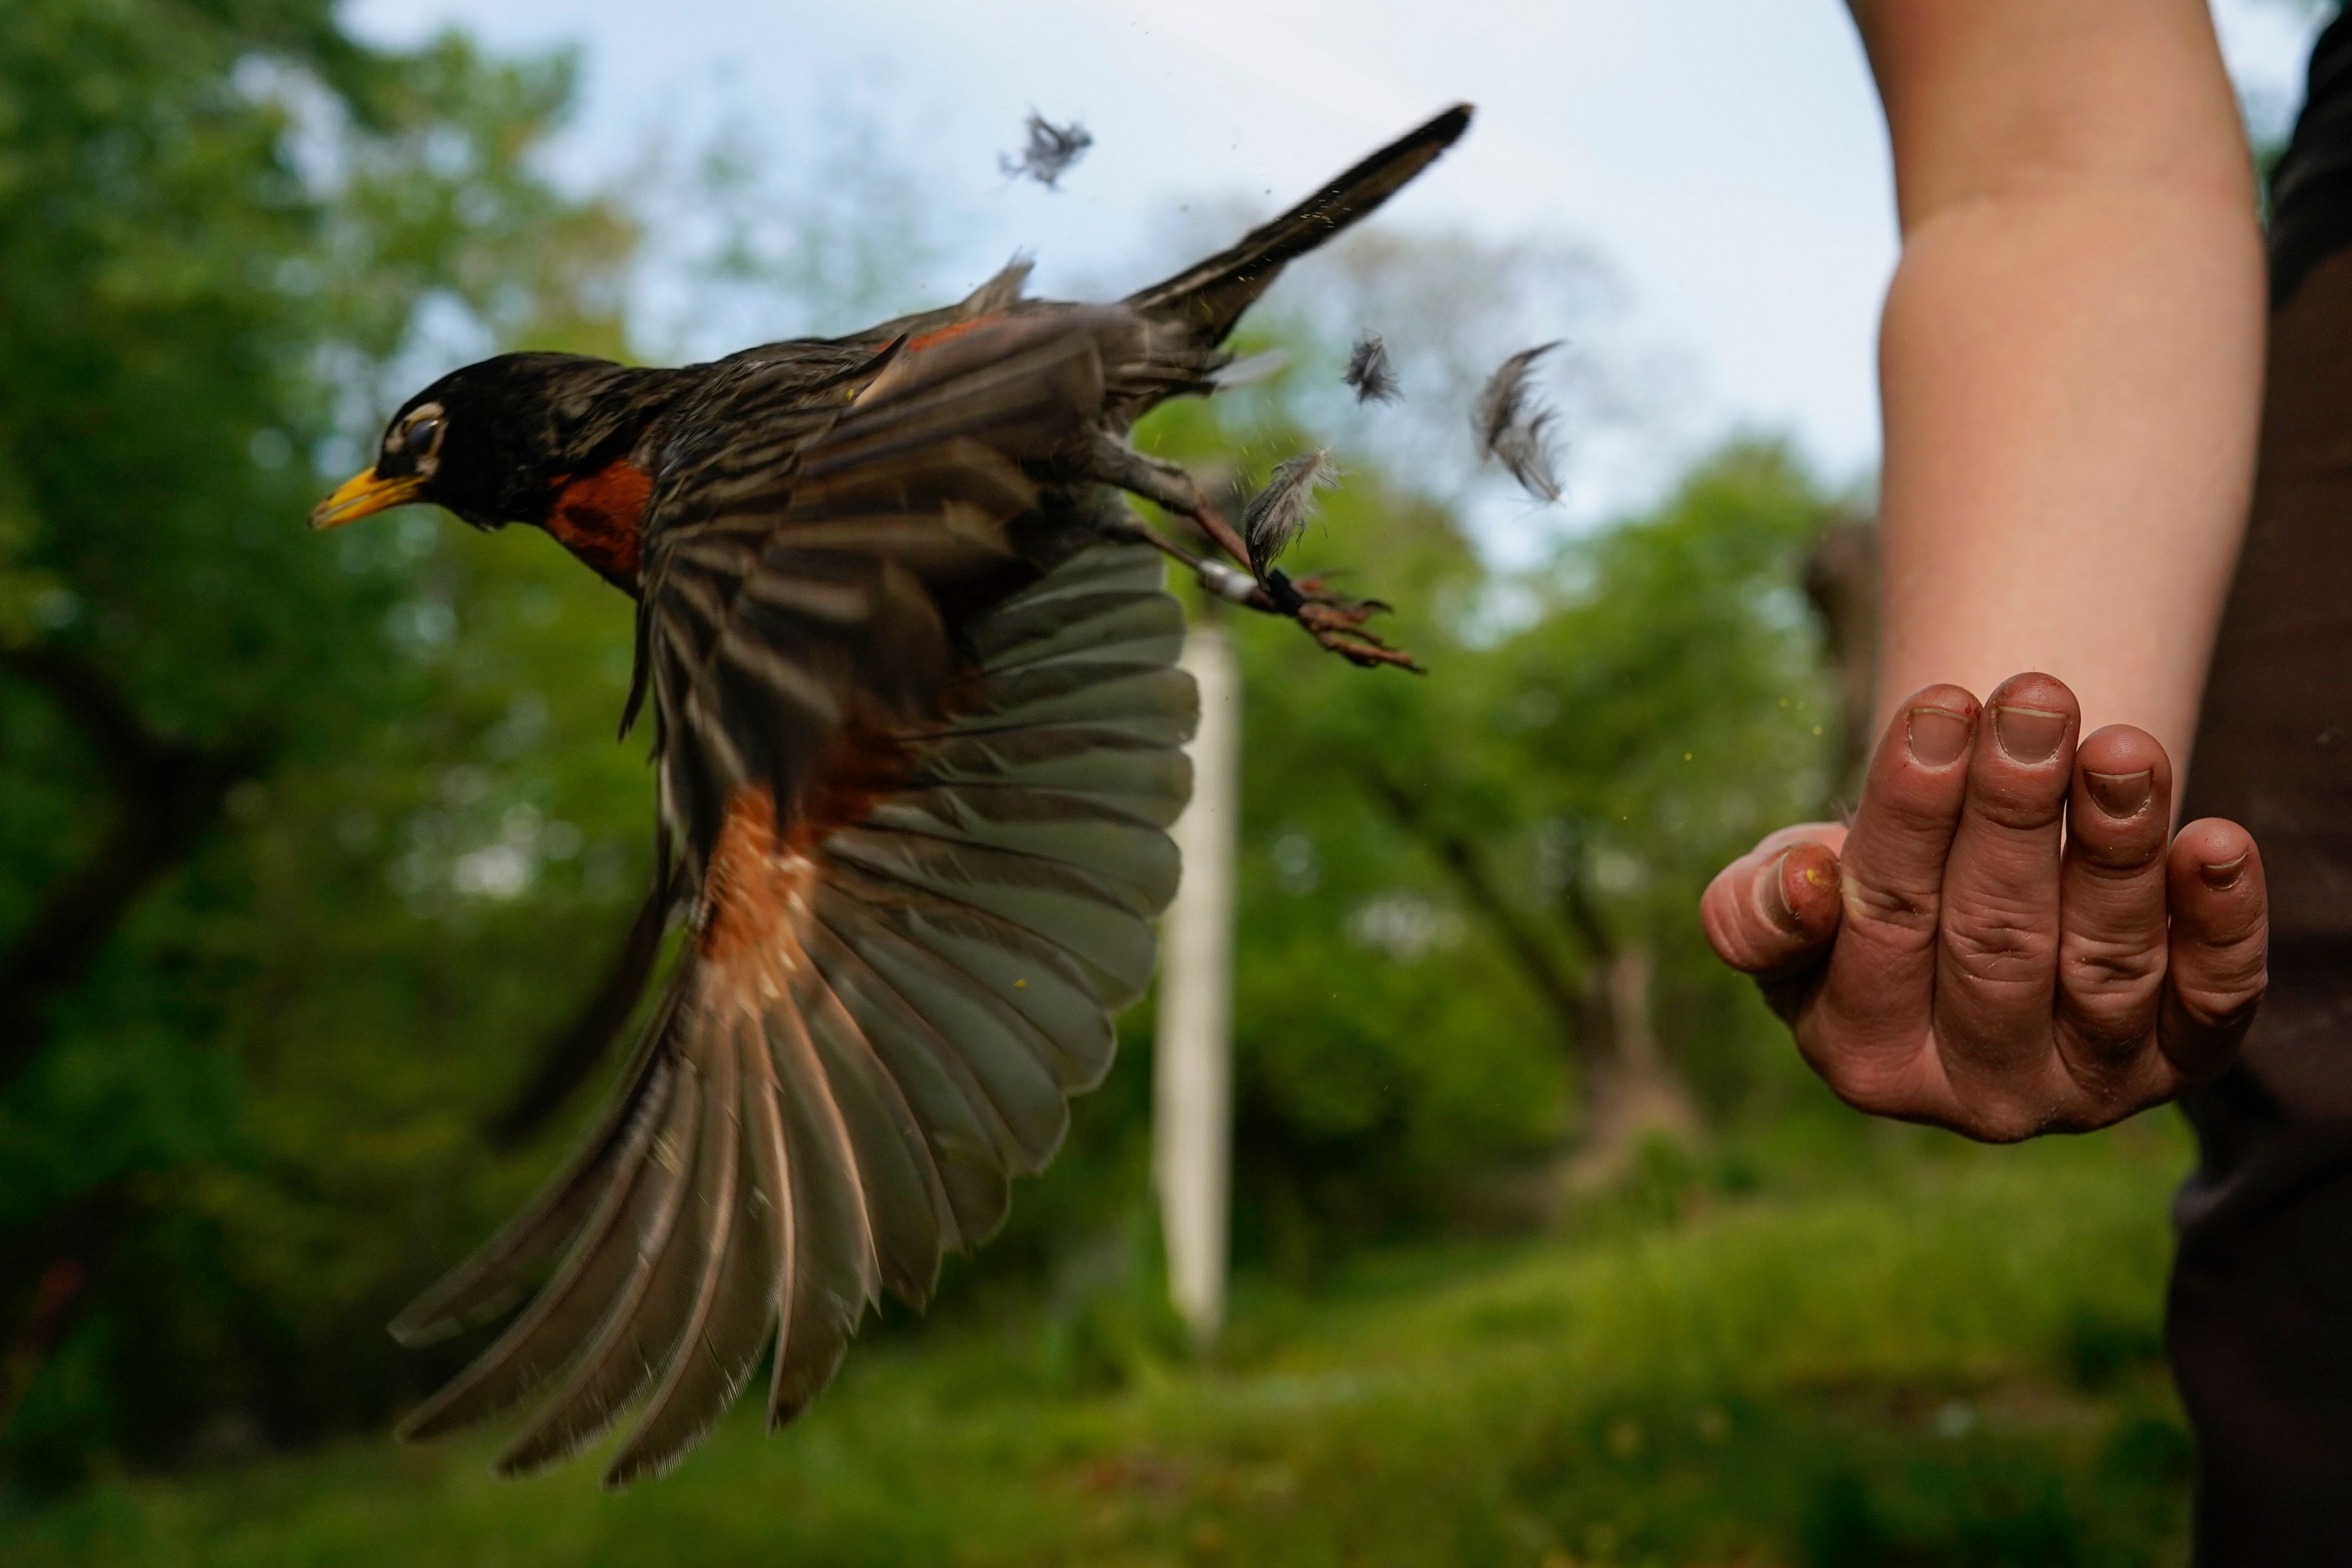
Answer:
[1700, 826, 1846, 979]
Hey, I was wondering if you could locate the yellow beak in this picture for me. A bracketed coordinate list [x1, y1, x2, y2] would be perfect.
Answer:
[309, 467, 426, 530]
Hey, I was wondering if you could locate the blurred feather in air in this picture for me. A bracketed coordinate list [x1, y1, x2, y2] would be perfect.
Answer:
[1343, 333, 1400, 403]
[1243, 450, 1340, 573]
[1000, 113, 1094, 189]
[1474, 342, 1565, 503]
[1210, 348, 1289, 391]
[965, 252, 1035, 312]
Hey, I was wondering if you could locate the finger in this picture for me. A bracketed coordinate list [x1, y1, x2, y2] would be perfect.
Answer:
[2158, 819, 2267, 1081]
[1931, 673, 2079, 1098]
[1807, 685, 1978, 1098]
[2051, 725, 2175, 1091]
[1700, 829, 1845, 977]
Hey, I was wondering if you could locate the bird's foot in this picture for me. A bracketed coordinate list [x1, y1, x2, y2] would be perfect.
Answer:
[1272, 571, 1420, 671]
[1287, 574, 1393, 624]
[1302, 609, 1420, 670]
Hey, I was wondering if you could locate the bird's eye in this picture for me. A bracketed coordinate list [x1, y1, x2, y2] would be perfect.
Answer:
[404, 413, 445, 452]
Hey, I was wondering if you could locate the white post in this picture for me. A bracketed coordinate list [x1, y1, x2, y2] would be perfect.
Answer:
[1156, 620, 1239, 1351]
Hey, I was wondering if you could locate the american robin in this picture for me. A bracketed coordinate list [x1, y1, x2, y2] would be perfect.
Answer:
[311, 104, 1471, 1487]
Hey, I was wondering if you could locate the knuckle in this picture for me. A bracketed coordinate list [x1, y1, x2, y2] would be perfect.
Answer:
[1842, 875, 1940, 948]
[2055, 1001, 2155, 1068]
[2021, 1102, 2121, 1137]
[1809, 1054, 1871, 1108]
[1800, 1036, 1919, 1119]
[2054, 1006, 2152, 1084]
[2185, 930, 2269, 996]
[1967, 1109, 2043, 1144]
[1820, 1065, 1905, 1120]
[2176, 963, 2269, 1030]
[1954, 1091, 2079, 1144]
[2052, 1028, 2173, 1115]
[2058, 932, 2165, 993]
[1940, 900, 2057, 983]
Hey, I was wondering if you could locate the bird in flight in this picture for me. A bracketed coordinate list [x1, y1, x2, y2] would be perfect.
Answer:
[311, 104, 1472, 1487]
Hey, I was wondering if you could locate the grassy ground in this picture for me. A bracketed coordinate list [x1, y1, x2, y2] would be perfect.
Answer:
[15, 1122, 2196, 1568]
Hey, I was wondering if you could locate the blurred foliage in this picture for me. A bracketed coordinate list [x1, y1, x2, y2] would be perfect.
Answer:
[0, 0, 1850, 1507]
[0, 0, 649, 1489]
[16, 1126, 2198, 1567]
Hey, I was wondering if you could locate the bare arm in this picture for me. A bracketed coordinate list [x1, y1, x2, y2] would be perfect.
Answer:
[1698, 0, 2269, 1140]
[1859, 0, 2263, 762]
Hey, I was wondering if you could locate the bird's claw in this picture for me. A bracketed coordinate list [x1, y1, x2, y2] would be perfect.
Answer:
[1287, 576, 1392, 629]
[1298, 603, 1422, 672]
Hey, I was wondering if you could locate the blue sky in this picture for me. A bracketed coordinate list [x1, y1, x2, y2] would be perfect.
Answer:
[344, 0, 2324, 533]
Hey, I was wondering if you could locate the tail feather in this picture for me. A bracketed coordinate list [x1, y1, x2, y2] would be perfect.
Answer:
[1125, 104, 1473, 346]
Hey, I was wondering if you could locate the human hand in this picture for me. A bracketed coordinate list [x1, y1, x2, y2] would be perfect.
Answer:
[1700, 673, 2267, 1140]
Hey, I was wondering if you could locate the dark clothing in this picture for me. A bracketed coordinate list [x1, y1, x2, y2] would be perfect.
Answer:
[2271, 14, 2352, 312]
[2171, 13, 2352, 1562]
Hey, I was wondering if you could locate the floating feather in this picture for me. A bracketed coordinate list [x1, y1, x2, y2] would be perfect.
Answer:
[999, 113, 1093, 190]
[964, 253, 1034, 314]
[1343, 333, 1400, 404]
[1474, 342, 1565, 503]
[1243, 450, 1339, 573]
[1207, 348, 1290, 393]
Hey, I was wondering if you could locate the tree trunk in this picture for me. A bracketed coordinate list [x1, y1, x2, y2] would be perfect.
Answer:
[1362, 772, 1698, 1183]
[0, 648, 247, 1087]
[1565, 944, 1699, 1187]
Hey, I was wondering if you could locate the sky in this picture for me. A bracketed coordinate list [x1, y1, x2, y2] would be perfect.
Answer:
[342, 0, 2327, 536]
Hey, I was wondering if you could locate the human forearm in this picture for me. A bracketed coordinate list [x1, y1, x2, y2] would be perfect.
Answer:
[1698, 2, 2273, 1142]
[1858, 0, 2264, 769]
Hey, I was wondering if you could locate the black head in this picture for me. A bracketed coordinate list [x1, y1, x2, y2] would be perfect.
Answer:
[311, 352, 660, 533]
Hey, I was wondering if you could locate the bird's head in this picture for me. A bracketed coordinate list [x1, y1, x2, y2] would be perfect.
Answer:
[310, 353, 653, 534]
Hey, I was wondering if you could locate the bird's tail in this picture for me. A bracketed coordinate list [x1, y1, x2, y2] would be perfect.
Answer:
[1124, 104, 1473, 348]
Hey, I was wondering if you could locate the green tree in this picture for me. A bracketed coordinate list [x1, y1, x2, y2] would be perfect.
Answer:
[0, 0, 641, 1487]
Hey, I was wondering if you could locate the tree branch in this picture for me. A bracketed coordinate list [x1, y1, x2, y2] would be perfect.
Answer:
[0, 647, 245, 1086]
[1361, 767, 1598, 1069]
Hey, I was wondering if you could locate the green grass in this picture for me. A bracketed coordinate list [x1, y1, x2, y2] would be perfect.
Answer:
[15, 1125, 2196, 1568]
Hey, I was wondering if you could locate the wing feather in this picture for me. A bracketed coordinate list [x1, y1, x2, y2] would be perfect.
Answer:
[393, 321, 1197, 1483]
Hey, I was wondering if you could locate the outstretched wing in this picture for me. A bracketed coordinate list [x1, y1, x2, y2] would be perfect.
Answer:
[387, 315, 1197, 1486]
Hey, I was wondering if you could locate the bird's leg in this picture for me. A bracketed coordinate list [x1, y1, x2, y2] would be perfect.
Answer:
[1295, 600, 1421, 670]
[1115, 511, 1252, 597]
[1084, 435, 1254, 567]
[1091, 434, 1421, 672]
[1133, 527, 1420, 671]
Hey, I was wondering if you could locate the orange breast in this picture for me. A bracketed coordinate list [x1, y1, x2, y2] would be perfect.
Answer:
[546, 460, 654, 589]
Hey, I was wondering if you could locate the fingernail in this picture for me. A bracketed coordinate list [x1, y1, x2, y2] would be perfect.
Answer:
[2085, 769, 2152, 818]
[2200, 853, 2248, 890]
[1993, 706, 2068, 764]
[1907, 706, 1972, 767]
[1765, 850, 1803, 933]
